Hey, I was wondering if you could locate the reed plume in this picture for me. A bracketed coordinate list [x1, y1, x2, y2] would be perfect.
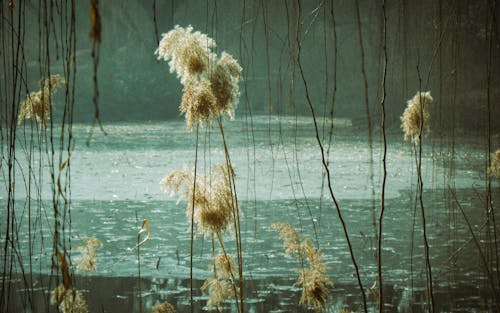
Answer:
[201, 278, 235, 309]
[152, 301, 176, 313]
[50, 284, 89, 313]
[200, 252, 239, 309]
[74, 236, 102, 273]
[18, 74, 66, 127]
[209, 52, 242, 119]
[400, 91, 433, 143]
[180, 79, 218, 129]
[155, 25, 216, 83]
[489, 150, 500, 178]
[157, 25, 244, 311]
[272, 222, 332, 311]
[213, 252, 237, 280]
[201, 245, 240, 312]
[160, 163, 236, 237]
[155, 25, 241, 129]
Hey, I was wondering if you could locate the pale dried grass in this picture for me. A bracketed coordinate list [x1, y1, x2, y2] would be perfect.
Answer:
[50, 285, 89, 313]
[400, 91, 433, 143]
[152, 301, 176, 313]
[489, 149, 500, 178]
[272, 222, 333, 311]
[74, 236, 102, 273]
[18, 74, 66, 127]
[155, 26, 241, 129]
[160, 163, 236, 236]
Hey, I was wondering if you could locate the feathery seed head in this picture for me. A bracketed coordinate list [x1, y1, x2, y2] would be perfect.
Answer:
[160, 163, 236, 237]
[152, 301, 176, 313]
[50, 285, 89, 313]
[18, 74, 66, 127]
[156, 26, 242, 128]
[401, 91, 433, 143]
[489, 150, 500, 178]
[201, 278, 234, 309]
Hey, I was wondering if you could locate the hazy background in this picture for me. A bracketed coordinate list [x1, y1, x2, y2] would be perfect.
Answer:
[2, 2, 500, 312]
[11, 0, 500, 133]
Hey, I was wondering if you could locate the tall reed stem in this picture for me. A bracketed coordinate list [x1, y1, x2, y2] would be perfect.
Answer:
[137, 236, 142, 313]
[216, 116, 244, 313]
[190, 124, 200, 313]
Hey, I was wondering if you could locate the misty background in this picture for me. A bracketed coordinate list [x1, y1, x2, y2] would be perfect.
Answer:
[2, 2, 500, 312]
[10, 0, 500, 133]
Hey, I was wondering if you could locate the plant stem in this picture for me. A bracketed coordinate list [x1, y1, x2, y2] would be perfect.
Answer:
[216, 116, 244, 312]
[378, 0, 388, 310]
[137, 236, 142, 313]
[450, 188, 500, 311]
[190, 124, 200, 313]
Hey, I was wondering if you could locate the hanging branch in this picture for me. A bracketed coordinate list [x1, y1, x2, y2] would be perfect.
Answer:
[416, 65, 435, 313]
[152, 0, 160, 45]
[87, 0, 106, 146]
[318, 0, 338, 228]
[354, 0, 377, 259]
[486, 0, 500, 288]
[377, 0, 388, 311]
[0, 2, 23, 312]
[295, 1, 368, 312]
[450, 188, 500, 311]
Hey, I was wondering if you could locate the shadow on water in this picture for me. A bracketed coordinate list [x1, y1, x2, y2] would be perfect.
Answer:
[4, 274, 496, 312]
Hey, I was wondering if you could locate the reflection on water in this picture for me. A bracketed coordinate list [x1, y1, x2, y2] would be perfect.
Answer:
[3, 189, 498, 312]
[2, 118, 499, 311]
[4, 274, 496, 312]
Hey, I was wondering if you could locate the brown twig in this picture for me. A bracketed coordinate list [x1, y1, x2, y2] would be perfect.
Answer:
[295, 1, 367, 311]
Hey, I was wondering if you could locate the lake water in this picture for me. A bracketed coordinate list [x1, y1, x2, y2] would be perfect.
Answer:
[1, 116, 498, 312]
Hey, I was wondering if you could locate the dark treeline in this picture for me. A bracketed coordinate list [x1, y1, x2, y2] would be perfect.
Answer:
[2, 0, 498, 133]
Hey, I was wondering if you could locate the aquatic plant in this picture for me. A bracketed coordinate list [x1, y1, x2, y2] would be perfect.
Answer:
[201, 278, 235, 309]
[489, 150, 500, 178]
[161, 163, 236, 237]
[152, 301, 176, 313]
[213, 252, 237, 280]
[155, 25, 241, 129]
[272, 222, 332, 311]
[200, 252, 239, 310]
[74, 237, 102, 273]
[17, 74, 66, 127]
[402, 89, 436, 310]
[135, 219, 151, 313]
[161, 163, 241, 311]
[50, 285, 89, 313]
[400, 91, 433, 143]
[155, 25, 216, 83]
[157, 25, 244, 312]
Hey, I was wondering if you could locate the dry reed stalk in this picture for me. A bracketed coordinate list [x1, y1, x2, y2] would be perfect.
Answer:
[74, 237, 102, 273]
[50, 285, 89, 313]
[157, 25, 243, 312]
[152, 301, 176, 313]
[272, 222, 332, 311]
[401, 91, 433, 143]
[18, 74, 65, 127]
[489, 150, 500, 178]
